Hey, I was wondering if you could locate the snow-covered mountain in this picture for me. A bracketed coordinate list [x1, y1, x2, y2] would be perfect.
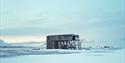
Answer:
[0, 40, 8, 46]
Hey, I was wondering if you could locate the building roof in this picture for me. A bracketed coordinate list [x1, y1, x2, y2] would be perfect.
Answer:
[47, 34, 78, 37]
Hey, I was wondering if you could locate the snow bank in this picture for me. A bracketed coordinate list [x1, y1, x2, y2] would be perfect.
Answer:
[0, 48, 124, 63]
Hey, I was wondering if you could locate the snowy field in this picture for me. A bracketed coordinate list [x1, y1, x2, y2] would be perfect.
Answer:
[0, 48, 125, 63]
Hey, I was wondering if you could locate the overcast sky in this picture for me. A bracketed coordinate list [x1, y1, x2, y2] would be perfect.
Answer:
[0, 0, 125, 47]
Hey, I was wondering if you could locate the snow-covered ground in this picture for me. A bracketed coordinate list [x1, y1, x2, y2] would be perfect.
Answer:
[0, 48, 125, 63]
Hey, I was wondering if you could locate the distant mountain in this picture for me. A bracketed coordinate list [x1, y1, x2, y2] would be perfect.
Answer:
[0, 40, 8, 46]
[11, 41, 43, 44]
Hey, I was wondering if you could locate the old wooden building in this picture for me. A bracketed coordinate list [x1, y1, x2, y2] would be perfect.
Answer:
[47, 34, 81, 49]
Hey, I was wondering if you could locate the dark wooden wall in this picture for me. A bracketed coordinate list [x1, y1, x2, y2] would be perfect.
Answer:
[46, 34, 80, 49]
